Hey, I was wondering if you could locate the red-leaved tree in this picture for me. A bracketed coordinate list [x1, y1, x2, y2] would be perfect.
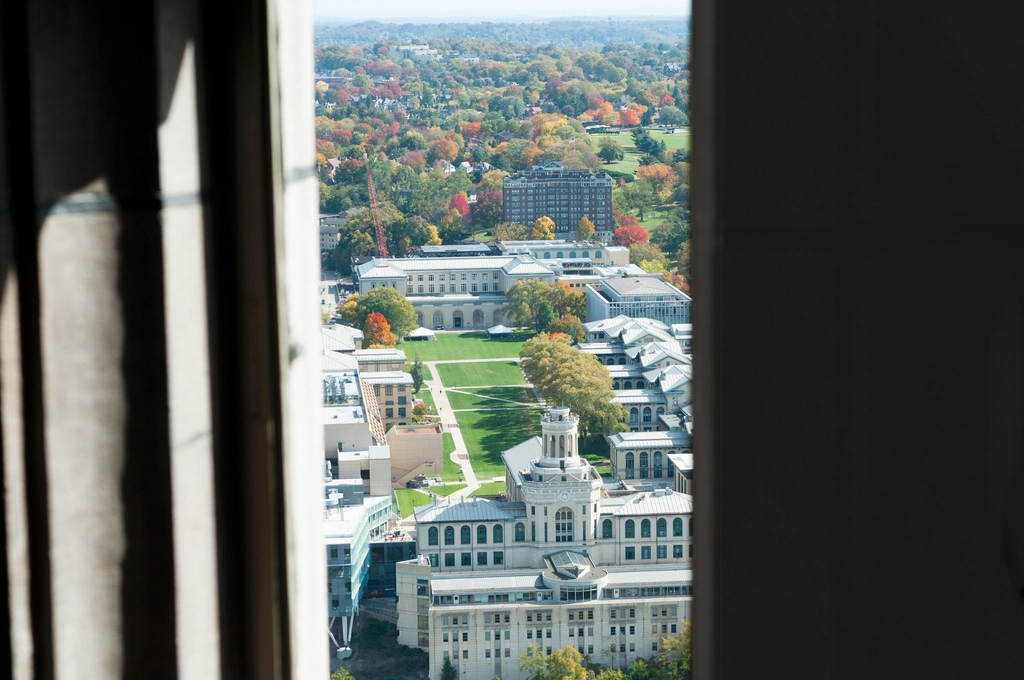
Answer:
[613, 225, 650, 247]
[363, 312, 397, 347]
[449, 193, 470, 218]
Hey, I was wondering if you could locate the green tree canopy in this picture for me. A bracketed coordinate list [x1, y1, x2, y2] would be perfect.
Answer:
[520, 334, 628, 443]
[351, 287, 418, 337]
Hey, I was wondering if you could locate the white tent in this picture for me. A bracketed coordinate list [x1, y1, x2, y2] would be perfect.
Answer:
[406, 327, 436, 341]
[487, 324, 514, 337]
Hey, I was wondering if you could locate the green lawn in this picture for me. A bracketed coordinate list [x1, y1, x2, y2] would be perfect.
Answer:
[439, 432, 464, 482]
[597, 129, 692, 176]
[580, 437, 611, 467]
[454, 408, 542, 478]
[437, 361, 525, 388]
[394, 489, 432, 518]
[396, 331, 533, 362]
[413, 388, 435, 412]
[430, 483, 467, 496]
[446, 387, 537, 410]
[405, 362, 434, 382]
[470, 481, 507, 497]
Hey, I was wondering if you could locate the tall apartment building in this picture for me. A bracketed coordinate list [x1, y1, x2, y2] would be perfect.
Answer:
[396, 407, 693, 680]
[503, 161, 614, 237]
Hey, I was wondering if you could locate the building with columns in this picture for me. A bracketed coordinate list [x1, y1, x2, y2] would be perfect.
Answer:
[396, 407, 693, 679]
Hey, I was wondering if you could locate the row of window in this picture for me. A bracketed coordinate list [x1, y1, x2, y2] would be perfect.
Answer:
[605, 517, 691, 539]
[429, 551, 505, 567]
[428, 524, 506, 546]
[624, 545, 692, 560]
[383, 407, 405, 419]
[417, 272, 487, 282]
[410, 283, 498, 294]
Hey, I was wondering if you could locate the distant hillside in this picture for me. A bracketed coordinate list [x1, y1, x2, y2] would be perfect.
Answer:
[314, 19, 691, 48]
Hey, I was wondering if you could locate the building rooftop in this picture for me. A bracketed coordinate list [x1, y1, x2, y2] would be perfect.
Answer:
[643, 364, 692, 392]
[601, 276, 692, 300]
[612, 389, 668, 405]
[602, 487, 694, 516]
[501, 436, 543, 489]
[322, 405, 367, 425]
[324, 494, 392, 542]
[359, 371, 413, 386]
[353, 348, 407, 362]
[666, 452, 693, 472]
[413, 496, 525, 523]
[321, 349, 359, 372]
[606, 431, 692, 450]
[429, 572, 546, 594]
[356, 256, 527, 277]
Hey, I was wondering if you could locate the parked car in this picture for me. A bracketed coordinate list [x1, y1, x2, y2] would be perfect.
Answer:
[364, 589, 386, 599]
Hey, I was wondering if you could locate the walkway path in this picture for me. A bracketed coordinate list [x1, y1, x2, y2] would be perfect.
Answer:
[419, 356, 540, 500]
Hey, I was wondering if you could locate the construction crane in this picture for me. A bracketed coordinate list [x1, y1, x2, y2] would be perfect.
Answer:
[363, 151, 388, 258]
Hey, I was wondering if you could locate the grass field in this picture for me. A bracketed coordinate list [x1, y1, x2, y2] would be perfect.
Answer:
[394, 488, 432, 518]
[454, 408, 542, 478]
[470, 481, 507, 497]
[396, 331, 533, 362]
[430, 483, 467, 496]
[597, 129, 692, 176]
[405, 362, 433, 381]
[414, 387, 435, 412]
[437, 361, 525, 388]
[446, 387, 537, 410]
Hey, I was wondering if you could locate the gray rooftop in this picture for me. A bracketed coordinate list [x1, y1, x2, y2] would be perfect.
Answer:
[606, 431, 692, 450]
[413, 497, 525, 523]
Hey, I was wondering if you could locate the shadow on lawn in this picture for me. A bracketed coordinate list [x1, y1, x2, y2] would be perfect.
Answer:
[466, 409, 541, 471]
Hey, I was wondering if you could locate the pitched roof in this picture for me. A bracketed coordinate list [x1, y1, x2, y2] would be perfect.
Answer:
[612, 389, 667, 405]
[602, 487, 693, 515]
[606, 430, 692, 450]
[642, 364, 692, 392]
[413, 497, 524, 523]
[502, 436, 543, 489]
[502, 256, 554, 276]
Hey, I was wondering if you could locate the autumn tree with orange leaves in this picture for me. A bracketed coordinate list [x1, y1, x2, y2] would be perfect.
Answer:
[363, 312, 397, 347]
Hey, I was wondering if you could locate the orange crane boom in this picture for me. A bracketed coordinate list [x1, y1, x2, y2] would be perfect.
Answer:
[363, 152, 388, 258]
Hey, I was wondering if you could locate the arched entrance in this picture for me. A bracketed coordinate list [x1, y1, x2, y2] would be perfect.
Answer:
[452, 310, 463, 328]
[432, 311, 443, 328]
[493, 310, 503, 325]
[472, 310, 484, 328]
[416, 312, 423, 327]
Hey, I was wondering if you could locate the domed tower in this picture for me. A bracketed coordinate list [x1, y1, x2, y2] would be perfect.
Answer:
[520, 406, 603, 549]
[538, 406, 580, 468]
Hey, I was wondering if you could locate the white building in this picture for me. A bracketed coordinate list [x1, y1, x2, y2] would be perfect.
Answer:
[352, 243, 646, 331]
[396, 407, 693, 680]
[585, 278, 692, 326]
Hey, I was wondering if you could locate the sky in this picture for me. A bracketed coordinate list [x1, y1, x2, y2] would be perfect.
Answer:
[313, 0, 690, 21]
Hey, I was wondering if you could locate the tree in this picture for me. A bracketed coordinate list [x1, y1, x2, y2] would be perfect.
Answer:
[479, 169, 508, 192]
[449, 192, 470, 218]
[356, 287, 418, 337]
[471, 191, 504, 231]
[624, 658, 651, 680]
[412, 401, 428, 423]
[597, 137, 625, 163]
[576, 216, 595, 241]
[330, 668, 355, 680]
[520, 334, 628, 444]
[363, 312, 397, 347]
[494, 222, 529, 243]
[658, 105, 687, 126]
[534, 299, 555, 332]
[636, 163, 676, 203]
[596, 669, 626, 680]
[629, 242, 668, 268]
[428, 138, 458, 164]
[425, 225, 443, 245]
[531, 216, 556, 240]
[676, 239, 691, 279]
[657, 622, 692, 680]
[664, 272, 692, 296]
[439, 208, 465, 243]
[548, 282, 586, 319]
[546, 314, 585, 343]
[614, 224, 650, 247]
[519, 644, 587, 680]
[439, 655, 458, 680]
[410, 353, 425, 393]
[503, 279, 553, 329]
